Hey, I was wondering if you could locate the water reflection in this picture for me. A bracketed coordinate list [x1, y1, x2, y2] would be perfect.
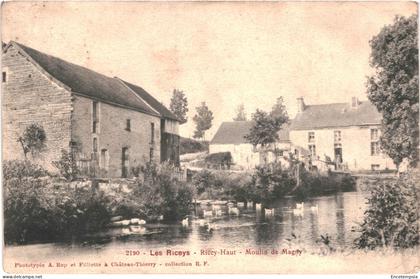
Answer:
[6, 192, 368, 259]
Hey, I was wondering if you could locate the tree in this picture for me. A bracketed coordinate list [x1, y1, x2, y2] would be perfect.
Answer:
[18, 123, 46, 159]
[193, 102, 214, 140]
[270, 97, 289, 126]
[245, 97, 289, 148]
[169, 89, 188, 124]
[245, 109, 281, 147]
[233, 103, 247, 121]
[367, 15, 418, 168]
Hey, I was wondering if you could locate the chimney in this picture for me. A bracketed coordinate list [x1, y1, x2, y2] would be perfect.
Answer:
[351, 96, 359, 109]
[297, 97, 305, 113]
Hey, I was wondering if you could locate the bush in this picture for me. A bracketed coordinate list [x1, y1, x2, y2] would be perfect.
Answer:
[18, 123, 46, 158]
[250, 163, 296, 204]
[3, 174, 111, 244]
[3, 160, 49, 180]
[191, 162, 356, 204]
[52, 149, 79, 181]
[204, 152, 232, 169]
[180, 137, 209, 155]
[354, 174, 419, 249]
[294, 168, 356, 199]
[111, 162, 193, 222]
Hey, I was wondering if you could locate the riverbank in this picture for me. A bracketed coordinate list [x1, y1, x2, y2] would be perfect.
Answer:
[3, 160, 193, 244]
[191, 164, 357, 205]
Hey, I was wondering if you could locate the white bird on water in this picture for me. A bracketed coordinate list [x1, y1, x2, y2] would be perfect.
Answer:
[228, 207, 240, 215]
[203, 210, 213, 217]
[293, 208, 304, 217]
[181, 217, 189, 226]
[296, 202, 304, 209]
[310, 204, 319, 213]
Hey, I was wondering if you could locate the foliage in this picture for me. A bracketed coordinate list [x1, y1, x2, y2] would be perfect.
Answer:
[245, 110, 282, 147]
[192, 169, 252, 201]
[18, 123, 46, 159]
[113, 162, 193, 222]
[193, 102, 214, 140]
[245, 97, 289, 147]
[53, 149, 80, 181]
[367, 15, 419, 167]
[204, 152, 232, 169]
[191, 163, 356, 204]
[192, 169, 216, 197]
[295, 169, 356, 199]
[270, 97, 289, 126]
[169, 89, 189, 124]
[233, 103, 247, 121]
[3, 164, 111, 244]
[3, 160, 49, 180]
[180, 137, 209, 155]
[354, 174, 419, 250]
[250, 163, 296, 204]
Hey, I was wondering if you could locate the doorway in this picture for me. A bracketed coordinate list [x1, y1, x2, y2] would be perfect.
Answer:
[334, 143, 343, 165]
[121, 147, 129, 178]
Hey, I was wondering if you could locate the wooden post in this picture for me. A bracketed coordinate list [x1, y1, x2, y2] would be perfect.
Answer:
[296, 164, 300, 187]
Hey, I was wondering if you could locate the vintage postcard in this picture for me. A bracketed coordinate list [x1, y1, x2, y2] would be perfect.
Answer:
[1, 1, 419, 275]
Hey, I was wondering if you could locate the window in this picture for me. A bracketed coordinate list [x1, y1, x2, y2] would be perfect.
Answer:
[92, 101, 99, 133]
[370, 129, 380, 155]
[100, 149, 109, 171]
[2, 71, 6, 83]
[122, 147, 129, 178]
[334, 131, 341, 142]
[149, 148, 154, 162]
[308, 132, 315, 143]
[92, 138, 98, 161]
[371, 142, 380, 156]
[371, 129, 379, 141]
[150, 123, 155, 144]
[308, 144, 316, 157]
[125, 119, 131, 131]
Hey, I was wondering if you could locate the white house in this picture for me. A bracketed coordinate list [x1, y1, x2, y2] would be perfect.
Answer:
[210, 97, 396, 172]
[289, 97, 396, 171]
[209, 121, 291, 170]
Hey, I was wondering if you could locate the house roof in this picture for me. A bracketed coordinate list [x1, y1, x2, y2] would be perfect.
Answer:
[210, 121, 290, 145]
[7, 41, 176, 119]
[290, 102, 382, 130]
[120, 80, 179, 121]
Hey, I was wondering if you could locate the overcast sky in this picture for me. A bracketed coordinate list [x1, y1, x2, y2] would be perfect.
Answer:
[2, 2, 417, 139]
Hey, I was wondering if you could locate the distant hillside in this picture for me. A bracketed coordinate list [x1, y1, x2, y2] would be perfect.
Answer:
[180, 137, 209, 155]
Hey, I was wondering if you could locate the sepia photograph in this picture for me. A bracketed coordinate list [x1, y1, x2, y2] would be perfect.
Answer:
[1, 1, 419, 275]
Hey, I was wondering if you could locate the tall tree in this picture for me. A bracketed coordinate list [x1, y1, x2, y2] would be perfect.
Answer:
[169, 89, 188, 124]
[270, 97, 289, 126]
[245, 109, 281, 147]
[193, 102, 214, 140]
[367, 15, 418, 167]
[233, 103, 247, 121]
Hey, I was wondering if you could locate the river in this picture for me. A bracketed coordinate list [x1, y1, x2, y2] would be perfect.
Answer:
[5, 191, 369, 261]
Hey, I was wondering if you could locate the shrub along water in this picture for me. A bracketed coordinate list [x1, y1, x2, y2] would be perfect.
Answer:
[354, 173, 419, 249]
[3, 161, 111, 244]
[111, 162, 193, 222]
[3, 160, 193, 244]
[191, 162, 356, 205]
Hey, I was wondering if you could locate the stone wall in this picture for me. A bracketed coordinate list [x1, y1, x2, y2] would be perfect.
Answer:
[2, 44, 73, 170]
[71, 95, 162, 177]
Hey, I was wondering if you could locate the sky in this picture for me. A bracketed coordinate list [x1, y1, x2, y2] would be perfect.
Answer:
[2, 1, 417, 139]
